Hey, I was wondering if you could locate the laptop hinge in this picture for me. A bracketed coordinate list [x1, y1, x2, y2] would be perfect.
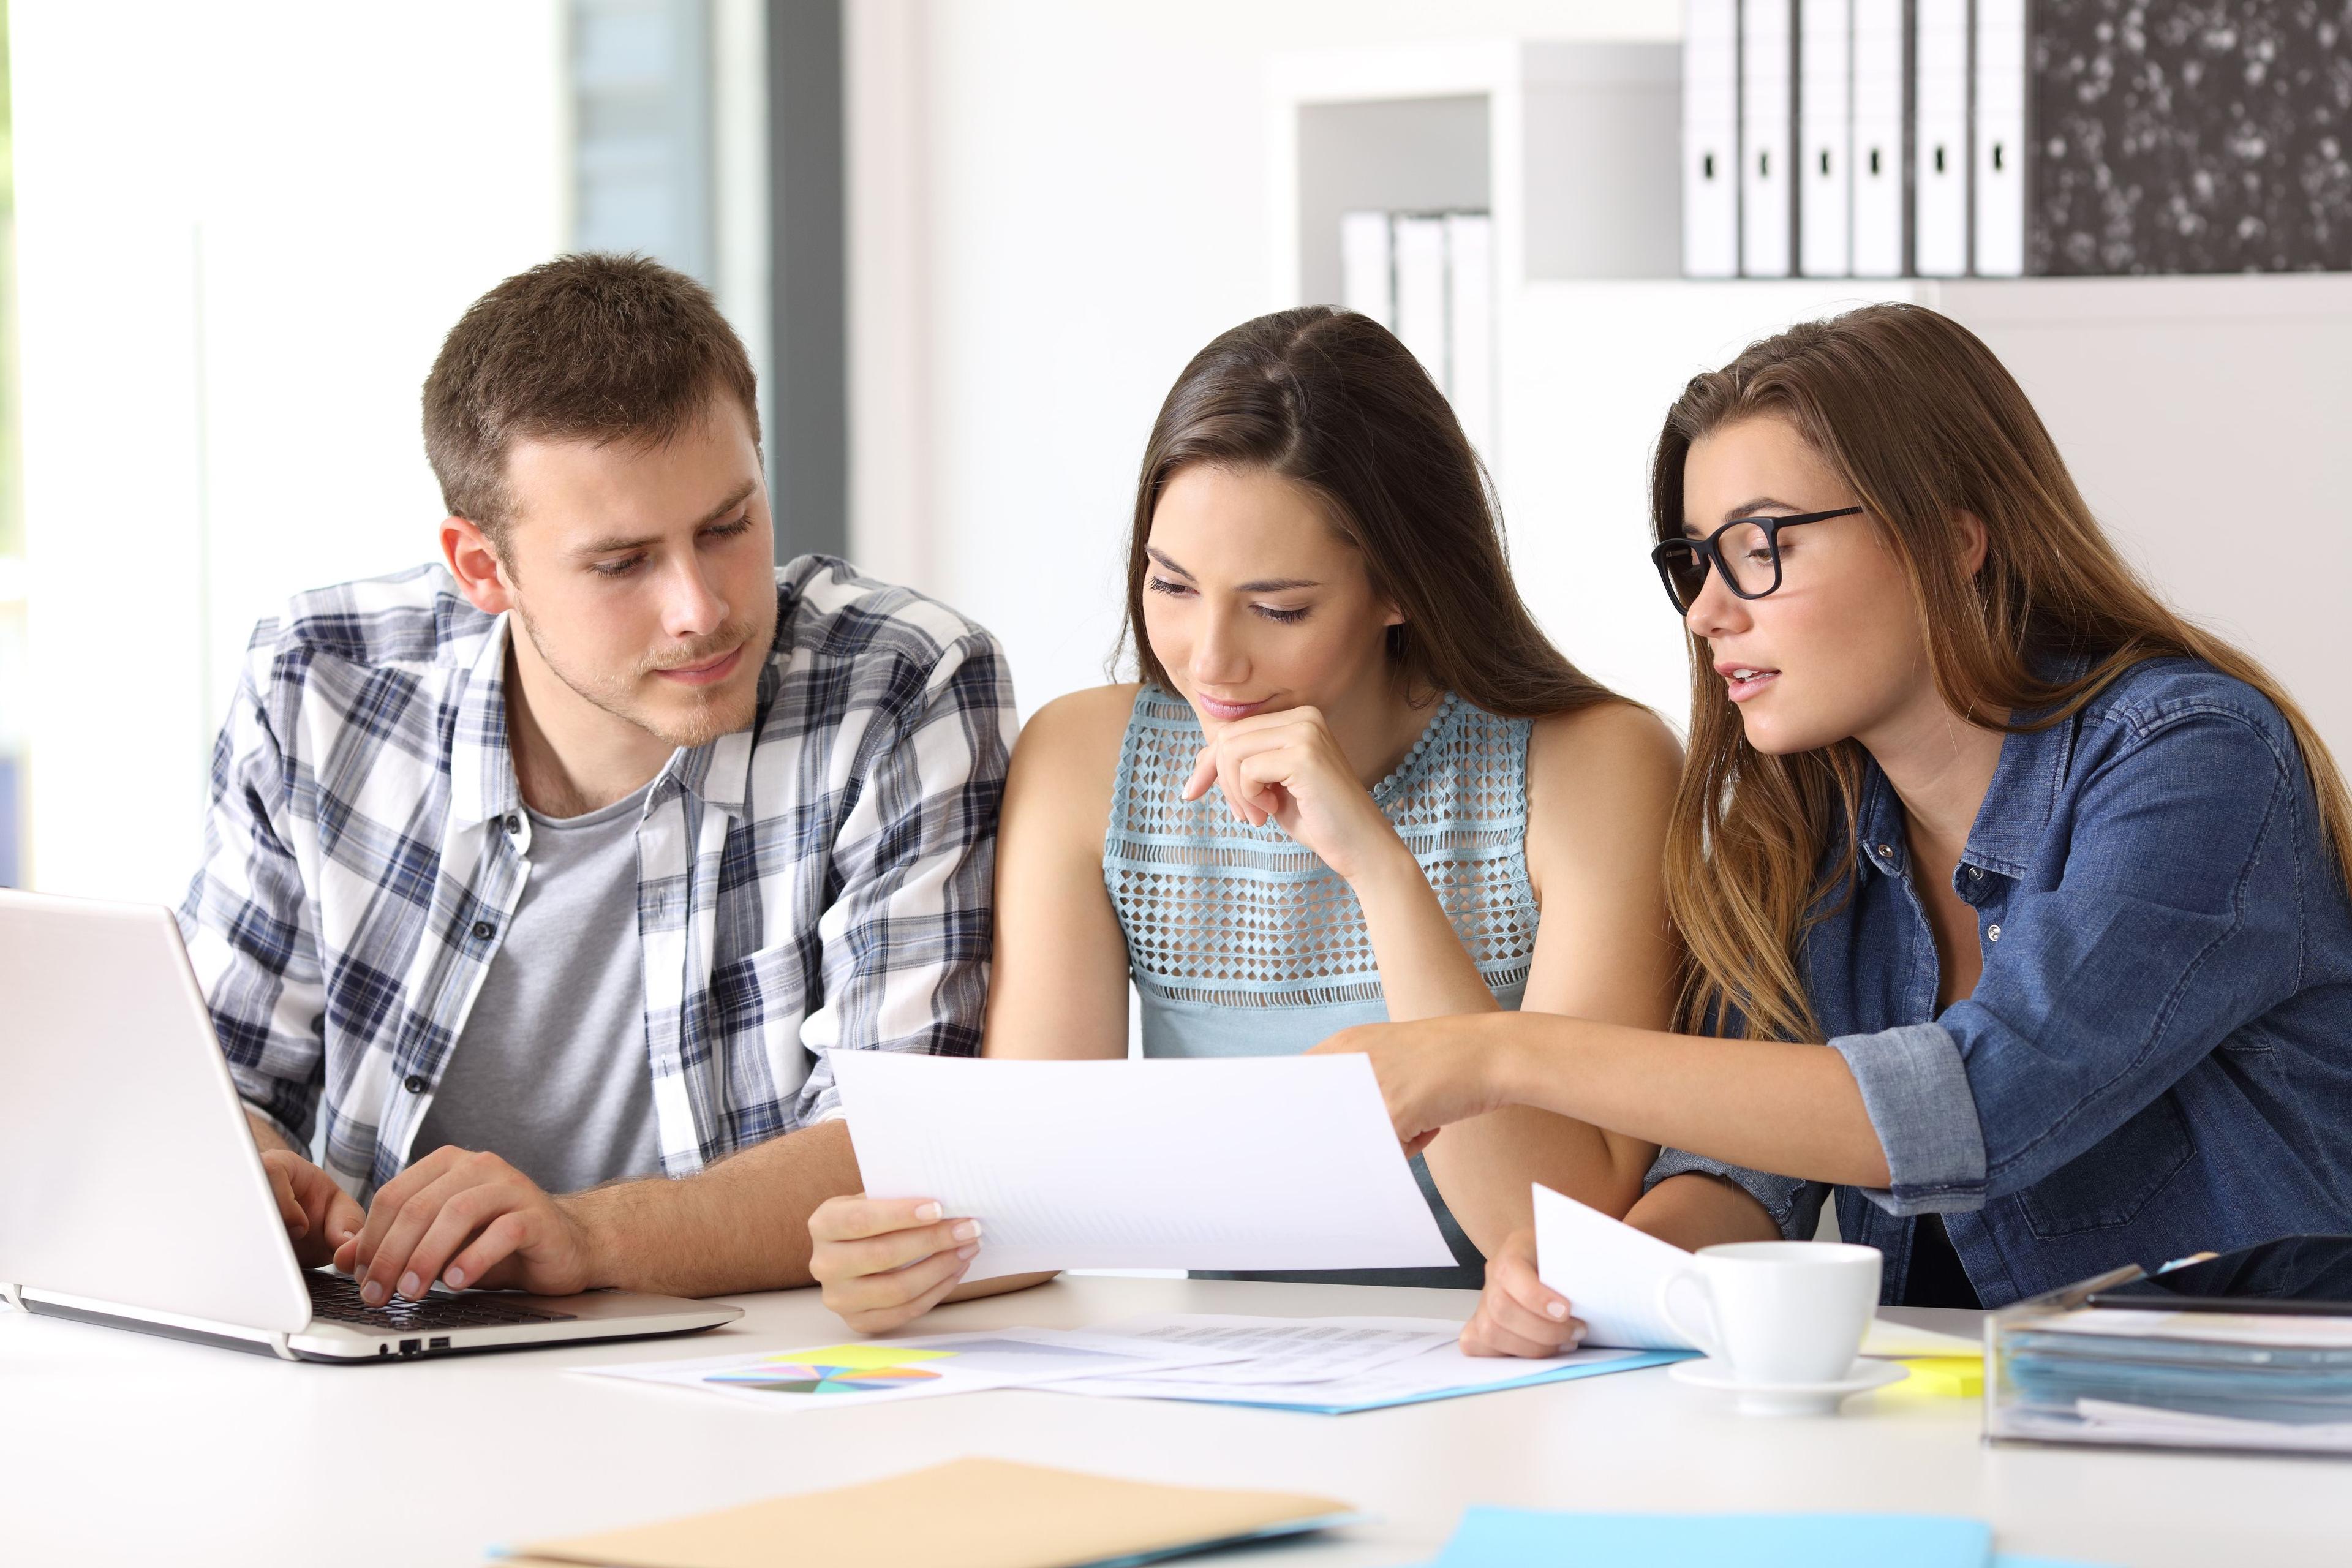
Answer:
[0, 1282, 21, 1313]
[267, 1330, 297, 1362]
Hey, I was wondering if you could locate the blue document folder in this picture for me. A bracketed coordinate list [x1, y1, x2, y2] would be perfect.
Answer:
[1433, 1509, 1991, 1567]
[1424, 1509, 2113, 1567]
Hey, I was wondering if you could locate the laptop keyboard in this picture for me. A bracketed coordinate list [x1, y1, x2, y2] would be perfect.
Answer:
[306, 1271, 578, 1332]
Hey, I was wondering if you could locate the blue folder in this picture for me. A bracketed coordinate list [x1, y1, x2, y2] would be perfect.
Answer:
[1426, 1509, 2111, 1567]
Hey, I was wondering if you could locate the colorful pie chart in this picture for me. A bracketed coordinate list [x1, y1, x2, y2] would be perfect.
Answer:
[704, 1362, 944, 1395]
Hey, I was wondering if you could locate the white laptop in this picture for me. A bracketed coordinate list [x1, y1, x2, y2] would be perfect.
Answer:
[0, 889, 741, 1362]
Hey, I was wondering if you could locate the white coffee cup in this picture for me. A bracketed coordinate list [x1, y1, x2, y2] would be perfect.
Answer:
[1656, 1240, 1882, 1385]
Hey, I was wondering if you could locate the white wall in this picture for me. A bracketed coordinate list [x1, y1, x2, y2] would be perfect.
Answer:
[853, 2, 2352, 775]
[12, 2, 570, 900]
[846, 1, 1681, 715]
[1494, 273, 2352, 756]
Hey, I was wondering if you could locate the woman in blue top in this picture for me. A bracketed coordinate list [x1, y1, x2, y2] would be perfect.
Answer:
[1320, 303, 2352, 1351]
[806, 307, 1686, 1331]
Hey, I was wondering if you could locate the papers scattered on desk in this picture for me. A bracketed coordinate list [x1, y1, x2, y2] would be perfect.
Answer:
[830, 1052, 1454, 1280]
[499, 1456, 1359, 1568]
[1034, 1314, 1692, 1414]
[1057, 1313, 1458, 1386]
[1423, 1509, 2109, 1568]
[578, 1314, 1691, 1418]
[575, 1327, 1238, 1412]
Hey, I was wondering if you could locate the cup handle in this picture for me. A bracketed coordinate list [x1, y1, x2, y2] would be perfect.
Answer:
[1656, 1269, 1723, 1356]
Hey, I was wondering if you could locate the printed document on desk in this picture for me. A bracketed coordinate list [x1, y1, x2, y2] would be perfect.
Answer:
[1044, 1314, 1460, 1390]
[1039, 1314, 1688, 1414]
[831, 1053, 1455, 1280]
[576, 1326, 1245, 1413]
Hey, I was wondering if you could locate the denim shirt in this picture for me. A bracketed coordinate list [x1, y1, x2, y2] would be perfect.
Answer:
[1649, 657, 2352, 1306]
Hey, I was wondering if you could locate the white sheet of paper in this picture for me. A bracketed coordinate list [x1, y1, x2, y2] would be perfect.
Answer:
[575, 1327, 1244, 1412]
[1050, 1314, 1458, 1387]
[2035, 1306, 2352, 1349]
[1038, 1314, 1645, 1408]
[1533, 1182, 1702, 1349]
[1860, 1317, 1983, 1358]
[830, 1054, 1455, 1280]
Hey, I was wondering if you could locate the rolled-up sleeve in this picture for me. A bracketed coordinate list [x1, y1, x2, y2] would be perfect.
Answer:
[1828, 1022, 1988, 1215]
[1645, 1147, 1830, 1241]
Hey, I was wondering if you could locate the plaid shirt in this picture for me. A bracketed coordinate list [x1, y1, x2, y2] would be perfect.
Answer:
[179, 556, 1014, 1200]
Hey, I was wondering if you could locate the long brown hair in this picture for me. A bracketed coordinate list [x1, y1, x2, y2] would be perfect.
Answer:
[1121, 306, 1619, 720]
[1654, 302, 2352, 1042]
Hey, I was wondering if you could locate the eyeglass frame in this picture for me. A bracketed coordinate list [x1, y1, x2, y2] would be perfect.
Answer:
[1649, 506, 1867, 616]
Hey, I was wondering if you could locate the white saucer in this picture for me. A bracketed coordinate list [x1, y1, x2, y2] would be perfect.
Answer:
[1668, 1355, 1908, 1416]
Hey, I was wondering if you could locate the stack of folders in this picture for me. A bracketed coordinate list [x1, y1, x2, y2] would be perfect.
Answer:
[1338, 209, 1493, 453]
[1987, 1237, 2352, 1456]
[1682, 0, 2026, 279]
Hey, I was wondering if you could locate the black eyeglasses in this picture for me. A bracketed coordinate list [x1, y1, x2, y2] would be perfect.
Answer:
[1650, 506, 1865, 615]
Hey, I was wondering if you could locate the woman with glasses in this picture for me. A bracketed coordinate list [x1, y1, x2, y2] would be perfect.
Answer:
[1319, 302, 2352, 1351]
[803, 306, 1687, 1332]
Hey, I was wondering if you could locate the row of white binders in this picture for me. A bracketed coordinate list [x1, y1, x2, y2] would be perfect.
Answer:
[1686, 0, 2026, 279]
[1338, 209, 1495, 453]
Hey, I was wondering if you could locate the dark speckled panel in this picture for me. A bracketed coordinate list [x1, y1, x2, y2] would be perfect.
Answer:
[2031, 1, 2352, 273]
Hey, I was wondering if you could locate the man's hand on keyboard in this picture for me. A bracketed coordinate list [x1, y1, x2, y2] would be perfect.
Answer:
[337, 1146, 601, 1305]
[262, 1148, 368, 1272]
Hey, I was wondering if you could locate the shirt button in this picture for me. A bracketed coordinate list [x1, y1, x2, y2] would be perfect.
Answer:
[403, 1074, 428, 1094]
[1987, 924, 2003, 943]
[472, 919, 497, 941]
[1967, 866, 1983, 880]
[504, 814, 522, 834]
[1877, 844, 1894, 859]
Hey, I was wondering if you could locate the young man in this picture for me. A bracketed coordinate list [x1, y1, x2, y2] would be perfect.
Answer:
[179, 254, 1016, 1308]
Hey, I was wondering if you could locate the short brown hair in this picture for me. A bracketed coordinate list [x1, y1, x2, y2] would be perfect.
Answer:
[422, 252, 760, 543]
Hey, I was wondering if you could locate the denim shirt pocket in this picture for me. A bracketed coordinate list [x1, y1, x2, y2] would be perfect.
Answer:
[2019, 1090, 2199, 1237]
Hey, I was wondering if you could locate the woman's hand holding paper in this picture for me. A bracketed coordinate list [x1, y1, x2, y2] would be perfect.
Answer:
[1458, 1228, 1585, 1359]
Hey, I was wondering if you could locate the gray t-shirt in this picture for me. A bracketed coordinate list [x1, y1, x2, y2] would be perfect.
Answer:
[414, 782, 662, 1194]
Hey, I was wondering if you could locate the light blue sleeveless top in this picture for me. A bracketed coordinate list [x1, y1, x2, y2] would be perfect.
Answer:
[1104, 685, 1539, 1289]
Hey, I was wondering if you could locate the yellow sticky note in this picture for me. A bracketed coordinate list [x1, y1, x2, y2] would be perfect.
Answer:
[1894, 1356, 1984, 1398]
[758, 1344, 957, 1371]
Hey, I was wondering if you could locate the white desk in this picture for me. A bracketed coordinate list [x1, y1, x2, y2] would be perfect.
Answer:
[4, 1278, 2346, 1566]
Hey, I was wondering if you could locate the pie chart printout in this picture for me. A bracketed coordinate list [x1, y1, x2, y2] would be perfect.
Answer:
[702, 1344, 956, 1396]
[707, 1363, 943, 1395]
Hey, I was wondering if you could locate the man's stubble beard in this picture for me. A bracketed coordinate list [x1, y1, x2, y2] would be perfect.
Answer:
[514, 598, 775, 752]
